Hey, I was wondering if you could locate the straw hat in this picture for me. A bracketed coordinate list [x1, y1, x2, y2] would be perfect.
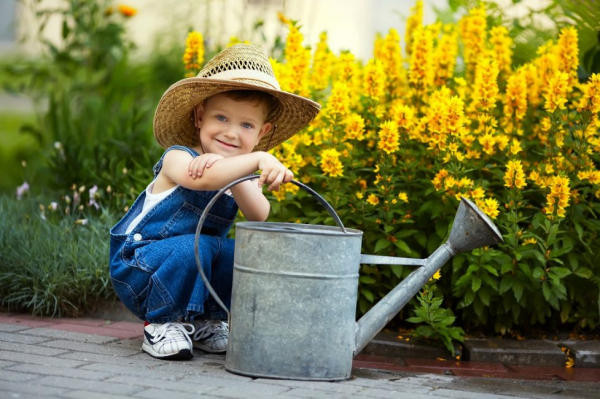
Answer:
[153, 44, 321, 152]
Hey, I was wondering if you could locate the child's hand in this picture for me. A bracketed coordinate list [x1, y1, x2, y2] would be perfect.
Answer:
[257, 152, 294, 191]
[188, 153, 224, 179]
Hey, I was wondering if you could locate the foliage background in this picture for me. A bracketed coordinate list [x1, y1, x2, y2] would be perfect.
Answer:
[1, 0, 599, 346]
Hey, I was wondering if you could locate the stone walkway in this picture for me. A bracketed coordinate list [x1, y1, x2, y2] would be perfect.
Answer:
[1, 312, 599, 399]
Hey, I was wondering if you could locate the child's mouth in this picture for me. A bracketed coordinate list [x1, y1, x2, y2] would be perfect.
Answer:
[217, 139, 238, 148]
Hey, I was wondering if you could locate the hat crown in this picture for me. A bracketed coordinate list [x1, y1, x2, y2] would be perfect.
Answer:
[198, 44, 279, 90]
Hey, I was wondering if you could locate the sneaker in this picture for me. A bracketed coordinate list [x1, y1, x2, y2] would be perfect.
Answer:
[191, 320, 229, 353]
[142, 322, 194, 360]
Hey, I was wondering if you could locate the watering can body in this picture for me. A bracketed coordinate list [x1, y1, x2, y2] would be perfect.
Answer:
[194, 176, 504, 381]
[226, 223, 363, 380]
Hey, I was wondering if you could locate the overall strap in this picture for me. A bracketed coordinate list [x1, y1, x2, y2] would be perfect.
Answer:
[152, 146, 200, 178]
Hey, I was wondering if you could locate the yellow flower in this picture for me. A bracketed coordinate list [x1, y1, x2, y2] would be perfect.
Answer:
[489, 26, 513, 75]
[277, 11, 290, 25]
[398, 192, 409, 202]
[118, 5, 137, 17]
[479, 198, 500, 219]
[504, 159, 527, 189]
[363, 59, 386, 99]
[458, 4, 487, 77]
[544, 72, 569, 113]
[367, 194, 380, 206]
[356, 192, 364, 200]
[325, 81, 351, 119]
[432, 270, 442, 280]
[555, 26, 579, 87]
[284, 23, 311, 96]
[472, 56, 500, 112]
[432, 169, 449, 190]
[433, 26, 458, 86]
[182, 31, 204, 77]
[408, 25, 434, 91]
[405, 0, 423, 56]
[319, 148, 344, 177]
[504, 67, 528, 122]
[377, 120, 400, 154]
[576, 73, 600, 114]
[545, 175, 570, 218]
[344, 113, 366, 141]
[522, 238, 537, 245]
[310, 32, 335, 91]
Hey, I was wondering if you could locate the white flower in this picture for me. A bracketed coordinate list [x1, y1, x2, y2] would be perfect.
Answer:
[16, 182, 29, 200]
[49, 202, 58, 211]
[54, 142, 62, 149]
[75, 219, 88, 225]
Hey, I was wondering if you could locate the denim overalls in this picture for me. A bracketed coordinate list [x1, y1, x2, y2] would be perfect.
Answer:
[109, 146, 238, 323]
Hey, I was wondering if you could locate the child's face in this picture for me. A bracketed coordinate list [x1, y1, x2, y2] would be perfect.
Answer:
[194, 93, 272, 157]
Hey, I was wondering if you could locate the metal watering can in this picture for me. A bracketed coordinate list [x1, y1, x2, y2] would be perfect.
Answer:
[195, 175, 504, 381]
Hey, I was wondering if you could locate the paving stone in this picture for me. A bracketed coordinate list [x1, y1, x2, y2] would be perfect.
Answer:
[0, 341, 70, 357]
[0, 331, 52, 344]
[80, 362, 184, 379]
[208, 382, 292, 398]
[450, 369, 559, 381]
[0, 350, 89, 368]
[255, 378, 366, 394]
[432, 388, 515, 398]
[0, 380, 71, 397]
[18, 327, 118, 344]
[35, 375, 145, 396]
[561, 340, 600, 368]
[61, 390, 136, 399]
[0, 323, 31, 332]
[360, 330, 459, 360]
[59, 351, 162, 366]
[509, 365, 600, 383]
[179, 373, 252, 387]
[357, 387, 433, 399]
[132, 388, 219, 399]
[41, 339, 140, 356]
[463, 338, 565, 366]
[284, 387, 356, 399]
[107, 374, 221, 394]
[0, 369, 39, 382]
[9, 363, 115, 381]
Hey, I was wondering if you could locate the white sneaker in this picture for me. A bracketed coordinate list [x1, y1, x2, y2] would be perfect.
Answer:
[191, 320, 229, 353]
[142, 322, 194, 360]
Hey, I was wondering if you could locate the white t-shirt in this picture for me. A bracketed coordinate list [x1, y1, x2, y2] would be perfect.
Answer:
[125, 180, 178, 234]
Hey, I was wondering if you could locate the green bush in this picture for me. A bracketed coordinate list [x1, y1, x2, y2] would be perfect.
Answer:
[0, 194, 117, 316]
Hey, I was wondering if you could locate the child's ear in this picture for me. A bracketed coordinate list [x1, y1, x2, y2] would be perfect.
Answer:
[193, 104, 204, 128]
[257, 122, 272, 142]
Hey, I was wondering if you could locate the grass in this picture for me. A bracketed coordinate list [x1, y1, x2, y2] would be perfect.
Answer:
[0, 193, 117, 316]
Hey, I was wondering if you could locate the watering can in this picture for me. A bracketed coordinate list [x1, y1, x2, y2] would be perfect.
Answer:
[195, 175, 503, 381]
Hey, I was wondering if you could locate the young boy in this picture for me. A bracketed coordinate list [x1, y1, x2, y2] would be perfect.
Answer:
[109, 44, 320, 360]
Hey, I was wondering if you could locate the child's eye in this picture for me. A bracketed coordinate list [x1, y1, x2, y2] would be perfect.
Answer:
[241, 122, 254, 129]
[216, 115, 227, 122]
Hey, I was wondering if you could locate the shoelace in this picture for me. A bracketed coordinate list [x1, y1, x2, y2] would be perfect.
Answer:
[153, 322, 195, 346]
[192, 320, 228, 341]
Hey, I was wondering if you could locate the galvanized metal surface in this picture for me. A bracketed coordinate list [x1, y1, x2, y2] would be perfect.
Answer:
[360, 254, 426, 266]
[227, 222, 363, 380]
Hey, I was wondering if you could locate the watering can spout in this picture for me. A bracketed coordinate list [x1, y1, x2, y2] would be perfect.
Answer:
[354, 197, 504, 356]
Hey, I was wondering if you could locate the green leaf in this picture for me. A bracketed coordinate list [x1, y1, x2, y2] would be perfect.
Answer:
[500, 262, 513, 274]
[374, 238, 391, 253]
[406, 316, 425, 324]
[532, 267, 545, 280]
[542, 282, 552, 302]
[548, 267, 571, 279]
[472, 276, 482, 293]
[395, 229, 418, 238]
[574, 267, 593, 279]
[414, 231, 427, 248]
[390, 264, 403, 278]
[513, 281, 524, 302]
[393, 239, 411, 254]
[479, 288, 491, 306]
[499, 275, 513, 294]
[360, 288, 375, 303]
[359, 276, 376, 284]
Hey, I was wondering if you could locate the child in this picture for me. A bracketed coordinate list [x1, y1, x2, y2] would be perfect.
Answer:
[109, 44, 320, 360]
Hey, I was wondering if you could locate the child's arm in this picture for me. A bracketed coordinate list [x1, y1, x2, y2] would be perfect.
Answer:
[158, 149, 292, 221]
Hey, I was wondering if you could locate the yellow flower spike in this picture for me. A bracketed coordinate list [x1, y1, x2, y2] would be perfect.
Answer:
[489, 26, 513, 75]
[504, 160, 527, 189]
[481, 198, 500, 219]
[363, 59, 386, 100]
[344, 113, 366, 141]
[472, 56, 500, 112]
[458, 3, 487, 78]
[183, 31, 204, 77]
[377, 120, 400, 155]
[405, 0, 423, 57]
[555, 26, 579, 87]
[408, 25, 434, 92]
[325, 81, 351, 119]
[310, 32, 334, 91]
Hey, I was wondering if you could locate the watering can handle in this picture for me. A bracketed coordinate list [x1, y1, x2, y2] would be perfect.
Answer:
[194, 175, 347, 323]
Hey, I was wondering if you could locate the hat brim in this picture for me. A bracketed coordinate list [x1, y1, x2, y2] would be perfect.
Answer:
[153, 77, 321, 152]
